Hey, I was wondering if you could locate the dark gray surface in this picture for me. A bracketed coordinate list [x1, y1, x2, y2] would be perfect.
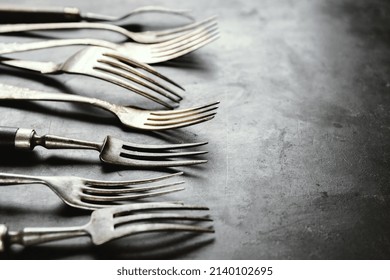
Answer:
[0, 0, 390, 259]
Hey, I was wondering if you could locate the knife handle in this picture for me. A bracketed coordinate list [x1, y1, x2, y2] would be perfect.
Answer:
[0, 4, 81, 23]
[0, 127, 35, 150]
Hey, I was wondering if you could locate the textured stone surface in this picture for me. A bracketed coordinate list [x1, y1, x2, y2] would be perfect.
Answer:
[0, 0, 390, 259]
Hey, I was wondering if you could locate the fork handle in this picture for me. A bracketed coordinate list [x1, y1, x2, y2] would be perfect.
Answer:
[0, 224, 87, 251]
[0, 126, 102, 151]
[0, 4, 82, 23]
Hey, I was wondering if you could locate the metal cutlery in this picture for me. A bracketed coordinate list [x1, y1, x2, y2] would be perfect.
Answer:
[0, 46, 184, 108]
[0, 4, 193, 24]
[0, 22, 219, 64]
[0, 202, 214, 251]
[0, 172, 185, 210]
[0, 84, 218, 130]
[0, 16, 216, 43]
[0, 126, 208, 168]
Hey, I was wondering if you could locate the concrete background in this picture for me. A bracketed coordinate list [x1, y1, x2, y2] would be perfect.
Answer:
[0, 0, 389, 259]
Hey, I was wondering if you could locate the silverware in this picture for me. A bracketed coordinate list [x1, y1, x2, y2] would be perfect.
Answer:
[0, 4, 193, 24]
[0, 22, 219, 64]
[0, 46, 184, 109]
[0, 202, 214, 251]
[0, 172, 185, 210]
[0, 17, 216, 43]
[0, 126, 209, 168]
[0, 84, 218, 130]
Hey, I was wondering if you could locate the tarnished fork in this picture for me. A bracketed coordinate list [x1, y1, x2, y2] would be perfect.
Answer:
[0, 84, 218, 130]
[0, 127, 209, 168]
[0, 21, 219, 64]
[0, 202, 214, 251]
[0, 172, 184, 210]
[0, 172, 185, 210]
[0, 17, 216, 43]
[0, 46, 184, 109]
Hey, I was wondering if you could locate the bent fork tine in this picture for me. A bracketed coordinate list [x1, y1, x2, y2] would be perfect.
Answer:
[83, 181, 186, 194]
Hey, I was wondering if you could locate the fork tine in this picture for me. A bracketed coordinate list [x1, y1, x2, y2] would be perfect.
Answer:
[148, 105, 218, 121]
[153, 24, 219, 53]
[144, 115, 216, 130]
[120, 148, 208, 159]
[145, 112, 217, 126]
[112, 202, 210, 213]
[91, 69, 176, 109]
[105, 54, 184, 90]
[151, 101, 220, 115]
[84, 172, 183, 187]
[118, 153, 207, 168]
[154, 16, 218, 37]
[113, 224, 214, 241]
[153, 31, 220, 60]
[98, 57, 182, 101]
[84, 181, 185, 194]
[114, 213, 213, 225]
[81, 186, 185, 202]
[153, 20, 218, 50]
[119, 141, 208, 151]
[115, 156, 208, 167]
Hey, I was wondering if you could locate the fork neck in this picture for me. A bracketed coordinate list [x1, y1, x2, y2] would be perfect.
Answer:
[11, 128, 103, 151]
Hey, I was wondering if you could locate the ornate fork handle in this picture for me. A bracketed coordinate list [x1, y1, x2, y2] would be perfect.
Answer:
[0, 224, 88, 251]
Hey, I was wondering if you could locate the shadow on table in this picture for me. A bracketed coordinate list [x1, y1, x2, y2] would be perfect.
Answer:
[2, 232, 215, 260]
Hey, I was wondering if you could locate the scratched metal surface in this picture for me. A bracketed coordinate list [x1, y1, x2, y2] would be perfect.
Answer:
[0, 0, 389, 259]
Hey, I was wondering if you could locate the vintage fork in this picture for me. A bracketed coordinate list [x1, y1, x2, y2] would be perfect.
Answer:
[0, 22, 219, 64]
[0, 84, 218, 130]
[0, 4, 193, 23]
[0, 202, 214, 251]
[0, 17, 216, 43]
[0, 126, 209, 168]
[0, 172, 185, 210]
[0, 46, 185, 109]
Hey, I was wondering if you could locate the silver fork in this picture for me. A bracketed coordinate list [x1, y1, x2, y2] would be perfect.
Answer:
[0, 22, 219, 64]
[1, 127, 208, 168]
[0, 202, 214, 251]
[0, 46, 185, 109]
[0, 17, 216, 43]
[0, 84, 218, 130]
[0, 172, 185, 210]
[0, 4, 193, 23]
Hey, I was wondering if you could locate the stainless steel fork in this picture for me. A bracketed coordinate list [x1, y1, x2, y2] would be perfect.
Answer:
[0, 202, 214, 251]
[0, 84, 218, 130]
[0, 17, 216, 43]
[0, 21, 219, 64]
[0, 126, 208, 168]
[0, 172, 185, 210]
[0, 46, 184, 109]
[0, 4, 193, 23]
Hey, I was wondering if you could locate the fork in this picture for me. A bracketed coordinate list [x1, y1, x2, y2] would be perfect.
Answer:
[0, 172, 185, 210]
[0, 4, 193, 23]
[0, 46, 185, 109]
[0, 126, 208, 168]
[0, 22, 219, 64]
[0, 202, 214, 251]
[0, 16, 216, 43]
[0, 84, 218, 130]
